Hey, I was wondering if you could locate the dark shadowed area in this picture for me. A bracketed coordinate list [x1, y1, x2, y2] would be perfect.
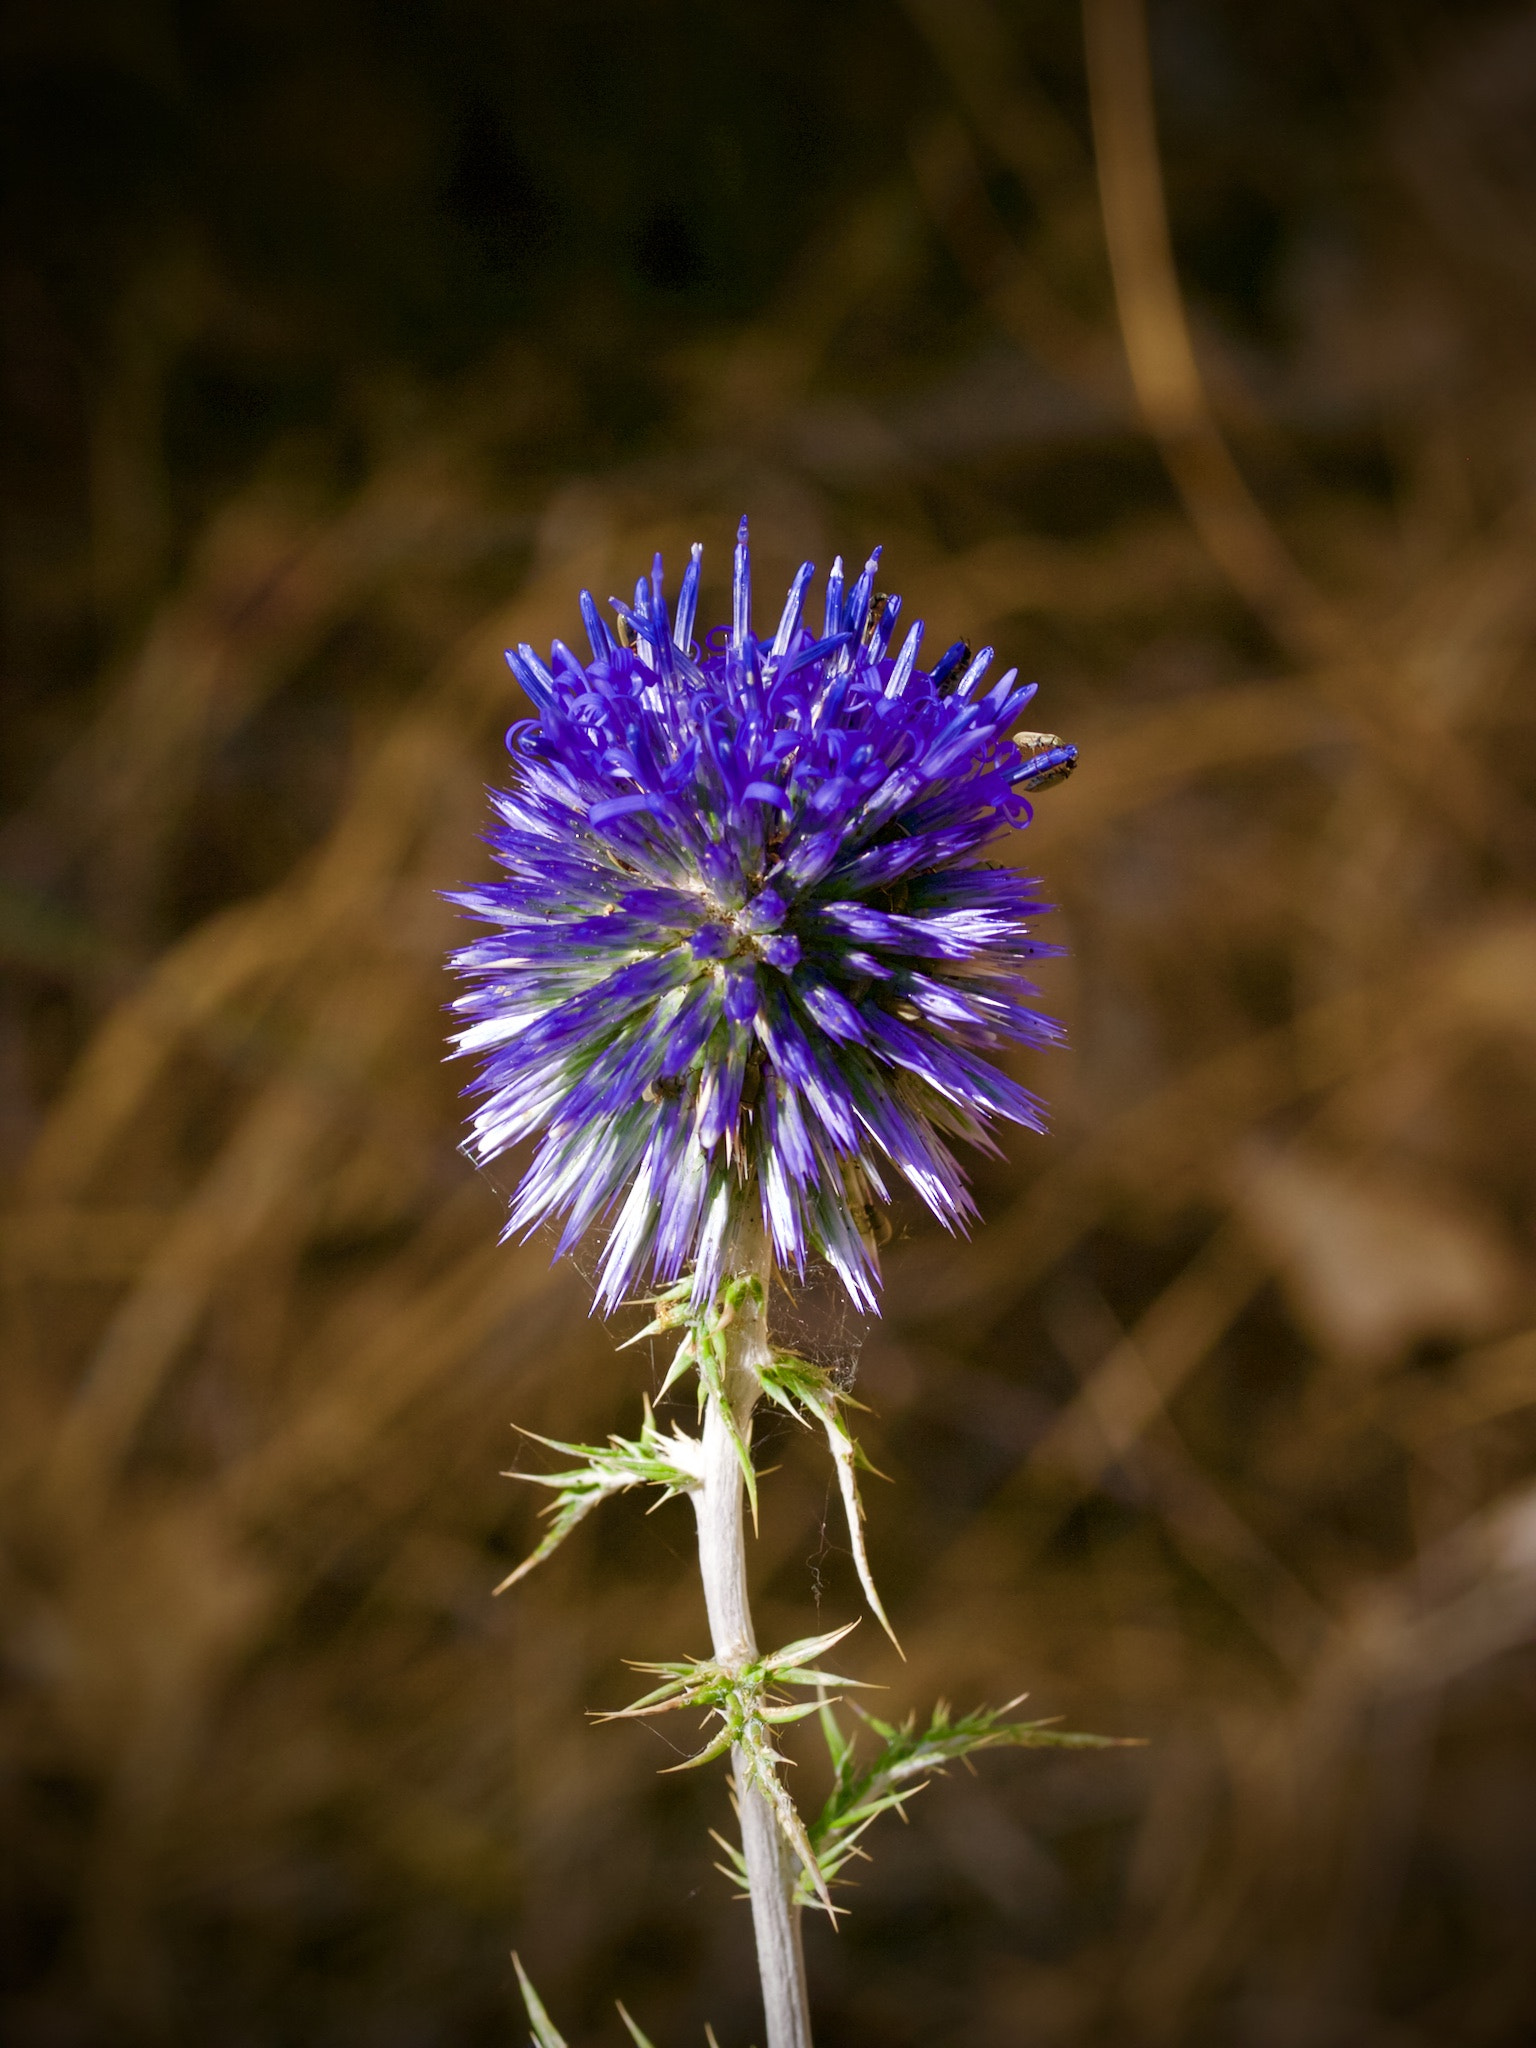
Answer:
[4, 1, 1536, 2043]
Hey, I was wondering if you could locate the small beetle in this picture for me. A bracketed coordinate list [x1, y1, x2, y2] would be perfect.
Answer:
[861, 592, 894, 651]
[929, 640, 971, 691]
[1011, 730, 1078, 793]
[854, 1201, 894, 1251]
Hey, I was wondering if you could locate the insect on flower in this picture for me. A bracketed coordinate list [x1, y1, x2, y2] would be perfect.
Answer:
[1011, 731, 1078, 792]
[448, 521, 1074, 1316]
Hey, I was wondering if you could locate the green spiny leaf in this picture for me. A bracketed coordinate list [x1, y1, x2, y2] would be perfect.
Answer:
[659, 1722, 738, 1773]
[760, 1354, 901, 1654]
[511, 1955, 568, 2048]
[735, 1709, 835, 1915]
[695, 1336, 758, 1523]
[617, 1279, 694, 1350]
[597, 1631, 861, 1914]
[759, 1620, 860, 1675]
[709, 1826, 749, 1892]
[818, 1690, 855, 1774]
[615, 2002, 660, 2048]
[657, 1328, 698, 1400]
[761, 1698, 829, 1726]
[495, 1407, 701, 1593]
[597, 1654, 735, 1721]
[795, 1697, 1134, 1912]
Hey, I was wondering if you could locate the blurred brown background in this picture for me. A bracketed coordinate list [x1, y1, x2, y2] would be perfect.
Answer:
[4, 1, 1536, 2043]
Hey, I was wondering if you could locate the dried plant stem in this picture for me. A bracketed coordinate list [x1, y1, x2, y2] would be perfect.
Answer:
[691, 1236, 813, 2048]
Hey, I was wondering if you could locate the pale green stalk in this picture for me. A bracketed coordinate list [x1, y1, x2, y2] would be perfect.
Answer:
[691, 1216, 813, 2048]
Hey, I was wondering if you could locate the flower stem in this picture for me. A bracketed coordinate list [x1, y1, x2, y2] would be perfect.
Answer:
[691, 1235, 813, 2048]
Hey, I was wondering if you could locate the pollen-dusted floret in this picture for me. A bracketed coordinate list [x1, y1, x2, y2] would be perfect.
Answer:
[448, 520, 1064, 1313]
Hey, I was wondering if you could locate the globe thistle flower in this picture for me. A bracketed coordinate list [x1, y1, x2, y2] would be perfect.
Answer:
[449, 520, 1069, 1315]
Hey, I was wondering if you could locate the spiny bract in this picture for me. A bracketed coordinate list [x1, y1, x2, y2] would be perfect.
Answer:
[449, 520, 1066, 1313]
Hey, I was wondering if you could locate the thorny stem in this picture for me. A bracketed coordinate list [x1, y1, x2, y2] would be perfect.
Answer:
[691, 1216, 813, 2048]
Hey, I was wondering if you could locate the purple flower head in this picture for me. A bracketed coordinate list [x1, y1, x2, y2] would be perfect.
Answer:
[449, 521, 1066, 1314]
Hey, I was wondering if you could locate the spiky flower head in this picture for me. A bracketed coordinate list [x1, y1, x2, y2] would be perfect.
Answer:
[449, 521, 1071, 1314]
